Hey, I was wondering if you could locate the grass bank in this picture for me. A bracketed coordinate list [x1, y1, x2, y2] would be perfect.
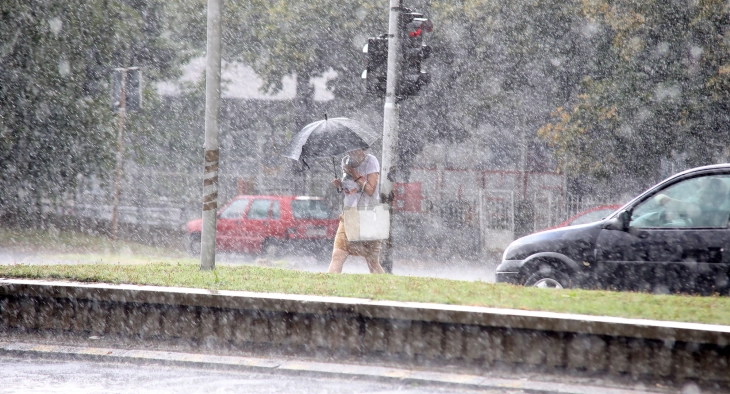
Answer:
[0, 262, 728, 326]
[1, 228, 729, 326]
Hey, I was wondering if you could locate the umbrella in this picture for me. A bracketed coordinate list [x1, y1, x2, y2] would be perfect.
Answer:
[283, 115, 380, 163]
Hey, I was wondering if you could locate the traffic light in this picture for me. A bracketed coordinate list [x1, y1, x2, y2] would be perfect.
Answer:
[361, 10, 433, 99]
[399, 12, 432, 96]
[362, 36, 389, 97]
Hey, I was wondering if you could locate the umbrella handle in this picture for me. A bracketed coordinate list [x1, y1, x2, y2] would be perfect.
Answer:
[332, 157, 342, 193]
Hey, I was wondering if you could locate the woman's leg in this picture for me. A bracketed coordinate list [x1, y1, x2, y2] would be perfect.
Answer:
[328, 218, 349, 273]
[328, 248, 348, 273]
[365, 256, 385, 274]
[364, 242, 384, 273]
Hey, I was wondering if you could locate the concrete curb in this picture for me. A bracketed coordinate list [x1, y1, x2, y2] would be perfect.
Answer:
[1, 279, 728, 387]
[0, 341, 660, 394]
[1, 279, 728, 346]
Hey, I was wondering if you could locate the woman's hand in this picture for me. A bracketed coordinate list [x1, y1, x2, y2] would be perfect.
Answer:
[332, 179, 342, 189]
[343, 164, 360, 179]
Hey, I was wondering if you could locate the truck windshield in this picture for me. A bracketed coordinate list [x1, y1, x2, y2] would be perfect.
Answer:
[292, 200, 334, 219]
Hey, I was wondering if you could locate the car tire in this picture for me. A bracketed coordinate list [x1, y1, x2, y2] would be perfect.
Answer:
[188, 233, 201, 257]
[262, 239, 282, 258]
[524, 267, 571, 289]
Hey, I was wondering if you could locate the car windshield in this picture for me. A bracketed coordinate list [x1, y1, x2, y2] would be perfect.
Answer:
[291, 200, 334, 219]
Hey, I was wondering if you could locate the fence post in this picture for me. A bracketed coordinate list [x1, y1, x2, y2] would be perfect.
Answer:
[510, 191, 515, 235]
[478, 189, 483, 255]
[548, 193, 552, 227]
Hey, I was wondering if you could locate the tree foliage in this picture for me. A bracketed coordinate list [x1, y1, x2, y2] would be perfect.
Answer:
[224, 1, 384, 98]
[539, 0, 730, 179]
[0, 0, 186, 216]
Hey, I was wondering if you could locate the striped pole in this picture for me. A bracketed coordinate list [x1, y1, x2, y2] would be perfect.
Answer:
[200, 0, 222, 270]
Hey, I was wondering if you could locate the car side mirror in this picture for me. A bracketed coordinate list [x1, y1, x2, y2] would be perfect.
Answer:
[602, 210, 630, 232]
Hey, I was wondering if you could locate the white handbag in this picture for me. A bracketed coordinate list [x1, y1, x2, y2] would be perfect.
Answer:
[343, 203, 390, 241]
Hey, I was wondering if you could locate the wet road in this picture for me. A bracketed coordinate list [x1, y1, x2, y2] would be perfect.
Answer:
[0, 249, 502, 282]
[219, 251, 500, 282]
[0, 355, 514, 394]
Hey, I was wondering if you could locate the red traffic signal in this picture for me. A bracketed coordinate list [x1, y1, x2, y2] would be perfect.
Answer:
[400, 12, 433, 97]
[407, 18, 433, 38]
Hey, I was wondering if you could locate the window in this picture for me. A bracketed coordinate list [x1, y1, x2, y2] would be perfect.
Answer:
[219, 199, 249, 219]
[291, 200, 334, 219]
[271, 201, 280, 219]
[247, 199, 271, 220]
[630, 175, 730, 228]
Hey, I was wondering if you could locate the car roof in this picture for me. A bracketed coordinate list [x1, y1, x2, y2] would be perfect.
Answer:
[231, 195, 323, 200]
[672, 163, 730, 177]
[616, 163, 730, 213]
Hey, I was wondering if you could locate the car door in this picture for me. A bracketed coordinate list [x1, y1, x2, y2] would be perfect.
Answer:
[216, 198, 250, 250]
[595, 174, 730, 294]
[240, 198, 273, 251]
[268, 199, 286, 241]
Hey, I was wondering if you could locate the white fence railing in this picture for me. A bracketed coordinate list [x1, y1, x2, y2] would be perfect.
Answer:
[60, 169, 619, 252]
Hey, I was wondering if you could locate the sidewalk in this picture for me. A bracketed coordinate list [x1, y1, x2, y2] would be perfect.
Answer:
[0, 335, 673, 394]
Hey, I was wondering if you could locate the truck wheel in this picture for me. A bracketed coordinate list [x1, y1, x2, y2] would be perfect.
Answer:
[524, 267, 571, 289]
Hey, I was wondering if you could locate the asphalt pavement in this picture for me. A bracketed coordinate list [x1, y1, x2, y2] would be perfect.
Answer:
[0, 329, 685, 394]
[0, 248, 502, 282]
[0, 354, 495, 394]
[219, 251, 501, 282]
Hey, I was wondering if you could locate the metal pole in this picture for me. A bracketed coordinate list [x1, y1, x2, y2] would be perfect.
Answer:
[519, 123, 527, 200]
[379, 0, 403, 274]
[110, 70, 127, 241]
[200, 0, 222, 270]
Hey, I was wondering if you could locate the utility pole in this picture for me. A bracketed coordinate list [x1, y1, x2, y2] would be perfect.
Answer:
[200, 0, 222, 270]
[379, 0, 404, 274]
[109, 66, 140, 241]
[110, 71, 127, 241]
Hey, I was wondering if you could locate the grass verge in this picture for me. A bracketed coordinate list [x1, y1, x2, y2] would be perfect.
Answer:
[0, 228, 728, 326]
[0, 262, 728, 326]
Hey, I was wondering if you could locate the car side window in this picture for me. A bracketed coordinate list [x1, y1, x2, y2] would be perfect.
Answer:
[247, 199, 271, 220]
[630, 175, 730, 229]
[219, 199, 249, 219]
[271, 201, 280, 219]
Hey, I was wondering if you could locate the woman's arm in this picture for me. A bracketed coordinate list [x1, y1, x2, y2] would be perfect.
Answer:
[356, 172, 379, 196]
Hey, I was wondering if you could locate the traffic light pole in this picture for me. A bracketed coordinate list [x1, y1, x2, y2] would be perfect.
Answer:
[200, 0, 222, 270]
[379, 0, 403, 274]
[110, 70, 126, 242]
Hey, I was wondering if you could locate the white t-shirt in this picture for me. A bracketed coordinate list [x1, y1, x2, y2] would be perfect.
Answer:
[342, 154, 380, 208]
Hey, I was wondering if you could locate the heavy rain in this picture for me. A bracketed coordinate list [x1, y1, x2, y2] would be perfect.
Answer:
[1, 0, 730, 392]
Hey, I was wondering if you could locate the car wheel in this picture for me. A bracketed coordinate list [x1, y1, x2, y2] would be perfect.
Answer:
[524, 267, 571, 289]
[188, 233, 201, 257]
[262, 239, 282, 258]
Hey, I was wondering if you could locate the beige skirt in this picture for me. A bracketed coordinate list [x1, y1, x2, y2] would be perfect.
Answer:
[333, 215, 381, 260]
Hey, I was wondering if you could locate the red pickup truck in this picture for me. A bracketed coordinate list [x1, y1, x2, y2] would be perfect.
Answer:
[187, 195, 339, 256]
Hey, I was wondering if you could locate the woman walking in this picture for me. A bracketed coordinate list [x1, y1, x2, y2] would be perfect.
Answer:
[327, 148, 385, 274]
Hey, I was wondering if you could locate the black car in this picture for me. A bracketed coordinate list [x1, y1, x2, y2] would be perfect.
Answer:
[497, 164, 730, 295]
